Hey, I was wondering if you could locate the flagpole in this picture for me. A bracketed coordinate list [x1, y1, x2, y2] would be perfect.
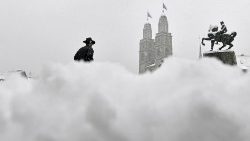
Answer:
[147, 10, 149, 22]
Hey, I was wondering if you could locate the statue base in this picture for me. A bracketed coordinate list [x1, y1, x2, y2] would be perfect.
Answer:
[203, 50, 237, 66]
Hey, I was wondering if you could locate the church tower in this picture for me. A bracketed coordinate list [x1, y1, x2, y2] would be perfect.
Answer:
[154, 14, 172, 67]
[139, 23, 155, 74]
[139, 7, 173, 74]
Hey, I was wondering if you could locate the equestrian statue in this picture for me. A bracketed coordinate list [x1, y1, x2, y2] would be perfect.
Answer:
[201, 21, 237, 51]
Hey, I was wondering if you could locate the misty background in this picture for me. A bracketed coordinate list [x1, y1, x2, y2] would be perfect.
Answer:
[0, 0, 250, 73]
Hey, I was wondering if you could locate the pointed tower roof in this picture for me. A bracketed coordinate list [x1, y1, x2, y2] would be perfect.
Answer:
[158, 14, 168, 33]
[143, 22, 152, 39]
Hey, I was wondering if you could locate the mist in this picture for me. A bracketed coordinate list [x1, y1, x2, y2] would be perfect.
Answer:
[0, 58, 250, 141]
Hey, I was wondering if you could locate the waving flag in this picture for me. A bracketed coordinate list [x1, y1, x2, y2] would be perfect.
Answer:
[163, 3, 167, 11]
[147, 12, 152, 18]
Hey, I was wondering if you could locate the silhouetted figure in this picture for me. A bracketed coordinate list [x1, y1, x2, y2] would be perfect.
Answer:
[213, 21, 228, 45]
[74, 37, 95, 62]
[219, 21, 227, 34]
[202, 24, 237, 51]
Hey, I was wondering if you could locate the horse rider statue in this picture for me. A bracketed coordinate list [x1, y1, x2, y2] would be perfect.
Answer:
[201, 21, 237, 51]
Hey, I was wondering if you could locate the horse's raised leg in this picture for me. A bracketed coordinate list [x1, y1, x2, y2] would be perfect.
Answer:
[201, 38, 205, 46]
[209, 40, 215, 51]
[201, 37, 212, 46]
[227, 43, 233, 50]
[219, 43, 226, 50]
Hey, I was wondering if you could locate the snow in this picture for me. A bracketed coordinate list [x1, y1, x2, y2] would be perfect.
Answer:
[146, 63, 156, 68]
[0, 58, 250, 141]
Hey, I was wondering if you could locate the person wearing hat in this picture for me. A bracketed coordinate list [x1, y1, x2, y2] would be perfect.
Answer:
[219, 21, 227, 34]
[74, 37, 95, 62]
[214, 21, 228, 44]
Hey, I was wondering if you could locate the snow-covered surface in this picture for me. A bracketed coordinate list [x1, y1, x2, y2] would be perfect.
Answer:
[146, 63, 156, 68]
[0, 58, 250, 141]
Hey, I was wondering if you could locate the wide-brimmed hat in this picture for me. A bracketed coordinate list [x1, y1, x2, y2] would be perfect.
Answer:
[83, 37, 95, 45]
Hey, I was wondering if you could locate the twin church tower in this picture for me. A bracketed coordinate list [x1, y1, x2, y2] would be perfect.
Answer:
[139, 10, 173, 74]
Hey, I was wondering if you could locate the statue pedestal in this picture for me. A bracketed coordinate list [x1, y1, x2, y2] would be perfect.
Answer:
[203, 50, 237, 66]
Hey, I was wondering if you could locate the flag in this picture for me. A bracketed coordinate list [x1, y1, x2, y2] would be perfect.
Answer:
[147, 12, 152, 18]
[163, 3, 167, 11]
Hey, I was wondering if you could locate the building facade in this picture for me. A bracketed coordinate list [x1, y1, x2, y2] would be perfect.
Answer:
[139, 14, 172, 74]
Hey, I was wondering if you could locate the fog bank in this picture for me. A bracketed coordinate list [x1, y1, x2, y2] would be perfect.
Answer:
[0, 58, 250, 141]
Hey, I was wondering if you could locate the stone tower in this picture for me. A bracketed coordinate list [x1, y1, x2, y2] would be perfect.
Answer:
[139, 23, 155, 74]
[155, 14, 172, 67]
[139, 13, 172, 74]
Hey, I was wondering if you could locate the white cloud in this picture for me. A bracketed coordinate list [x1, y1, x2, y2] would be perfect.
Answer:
[0, 58, 250, 141]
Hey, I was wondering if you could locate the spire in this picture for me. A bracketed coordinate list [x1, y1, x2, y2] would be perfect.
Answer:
[199, 43, 203, 59]
[199, 37, 203, 59]
[158, 15, 168, 33]
[158, 3, 168, 33]
[143, 23, 152, 39]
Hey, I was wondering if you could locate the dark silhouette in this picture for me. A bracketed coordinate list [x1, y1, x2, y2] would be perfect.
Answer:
[74, 37, 95, 62]
[219, 21, 227, 34]
[214, 21, 228, 45]
[201, 23, 237, 51]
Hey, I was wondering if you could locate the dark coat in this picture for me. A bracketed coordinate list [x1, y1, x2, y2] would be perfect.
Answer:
[221, 24, 227, 33]
[74, 46, 94, 62]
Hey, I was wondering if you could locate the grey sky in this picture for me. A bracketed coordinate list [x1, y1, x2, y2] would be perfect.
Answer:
[0, 0, 250, 73]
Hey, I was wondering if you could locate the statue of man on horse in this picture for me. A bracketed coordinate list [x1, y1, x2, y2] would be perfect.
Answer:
[201, 21, 237, 51]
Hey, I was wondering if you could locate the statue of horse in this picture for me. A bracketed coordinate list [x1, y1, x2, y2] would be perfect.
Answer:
[201, 31, 237, 51]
